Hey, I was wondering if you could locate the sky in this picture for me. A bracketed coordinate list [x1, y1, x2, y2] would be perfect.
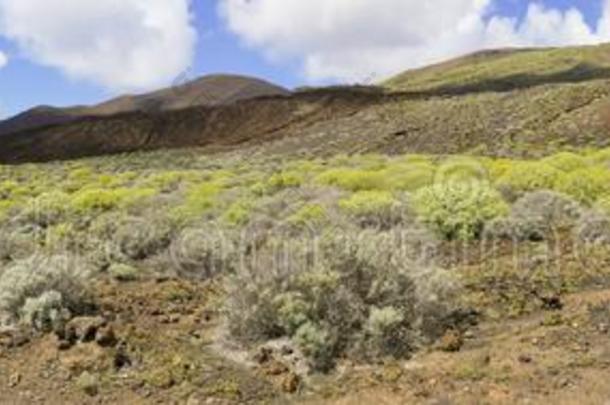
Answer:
[0, 0, 609, 117]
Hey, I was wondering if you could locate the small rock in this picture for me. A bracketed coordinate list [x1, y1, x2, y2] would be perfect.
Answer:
[280, 345, 294, 356]
[265, 360, 289, 376]
[281, 372, 300, 393]
[76, 371, 98, 397]
[439, 330, 464, 352]
[8, 372, 21, 388]
[518, 354, 533, 364]
[252, 347, 273, 365]
[66, 316, 106, 343]
[95, 325, 117, 347]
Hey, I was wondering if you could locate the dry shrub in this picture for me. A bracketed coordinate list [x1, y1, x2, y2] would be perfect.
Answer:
[224, 228, 456, 371]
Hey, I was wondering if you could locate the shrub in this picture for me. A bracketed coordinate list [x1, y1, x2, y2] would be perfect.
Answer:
[413, 182, 508, 240]
[268, 171, 304, 190]
[71, 188, 156, 214]
[176, 182, 223, 219]
[589, 148, 610, 166]
[222, 201, 253, 227]
[0, 200, 16, 222]
[142, 171, 199, 193]
[20, 291, 70, 332]
[287, 204, 328, 228]
[339, 191, 404, 228]
[0, 255, 93, 330]
[597, 194, 610, 214]
[21, 191, 71, 227]
[554, 167, 610, 204]
[435, 157, 490, 185]
[485, 191, 583, 241]
[382, 162, 436, 191]
[107, 215, 175, 262]
[225, 230, 458, 371]
[0, 229, 38, 263]
[574, 210, 610, 244]
[0, 180, 29, 200]
[108, 263, 140, 282]
[168, 226, 238, 280]
[496, 162, 563, 196]
[316, 168, 385, 191]
[542, 152, 589, 172]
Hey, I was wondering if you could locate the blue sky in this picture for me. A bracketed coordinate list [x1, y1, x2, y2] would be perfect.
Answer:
[0, 0, 608, 117]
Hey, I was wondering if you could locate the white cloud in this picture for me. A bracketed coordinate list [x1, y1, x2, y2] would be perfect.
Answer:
[0, 0, 196, 91]
[220, 0, 610, 83]
[0, 51, 7, 68]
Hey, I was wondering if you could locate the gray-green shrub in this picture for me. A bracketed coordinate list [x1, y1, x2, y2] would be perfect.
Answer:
[0, 255, 93, 331]
[224, 228, 457, 371]
[485, 190, 583, 241]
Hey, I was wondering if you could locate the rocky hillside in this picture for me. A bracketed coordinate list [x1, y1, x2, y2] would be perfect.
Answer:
[0, 74, 290, 139]
[2, 43, 610, 163]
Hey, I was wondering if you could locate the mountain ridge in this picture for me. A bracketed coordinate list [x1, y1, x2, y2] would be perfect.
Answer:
[2, 43, 610, 163]
[0, 74, 291, 137]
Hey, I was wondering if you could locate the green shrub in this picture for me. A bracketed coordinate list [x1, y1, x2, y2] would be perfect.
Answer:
[142, 171, 198, 192]
[496, 162, 563, 195]
[0, 200, 16, 222]
[316, 168, 385, 191]
[339, 191, 404, 228]
[176, 182, 223, 219]
[436, 157, 489, 185]
[21, 191, 71, 227]
[382, 162, 436, 191]
[222, 201, 253, 227]
[597, 194, 610, 215]
[71, 188, 156, 214]
[413, 182, 508, 240]
[268, 171, 304, 190]
[542, 152, 589, 172]
[589, 148, 610, 166]
[108, 263, 140, 282]
[287, 204, 328, 227]
[44, 223, 81, 253]
[0, 255, 93, 330]
[554, 167, 610, 204]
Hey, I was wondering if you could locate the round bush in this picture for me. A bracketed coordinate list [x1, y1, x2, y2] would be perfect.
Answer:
[413, 182, 508, 240]
[0, 255, 93, 330]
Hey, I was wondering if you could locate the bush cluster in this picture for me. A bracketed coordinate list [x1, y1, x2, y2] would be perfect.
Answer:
[225, 230, 457, 371]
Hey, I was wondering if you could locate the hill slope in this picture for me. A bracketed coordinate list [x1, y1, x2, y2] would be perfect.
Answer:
[0, 74, 290, 137]
[2, 43, 610, 163]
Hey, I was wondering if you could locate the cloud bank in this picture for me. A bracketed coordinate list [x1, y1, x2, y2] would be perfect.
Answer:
[220, 0, 610, 83]
[0, 0, 196, 91]
[0, 51, 6, 69]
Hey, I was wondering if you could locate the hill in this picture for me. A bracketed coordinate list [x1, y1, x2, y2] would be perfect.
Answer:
[2, 43, 610, 163]
[0, 74, 290, 138]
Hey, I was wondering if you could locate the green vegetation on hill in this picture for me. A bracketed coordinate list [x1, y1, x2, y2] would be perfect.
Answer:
[385, 43, 610, 93]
